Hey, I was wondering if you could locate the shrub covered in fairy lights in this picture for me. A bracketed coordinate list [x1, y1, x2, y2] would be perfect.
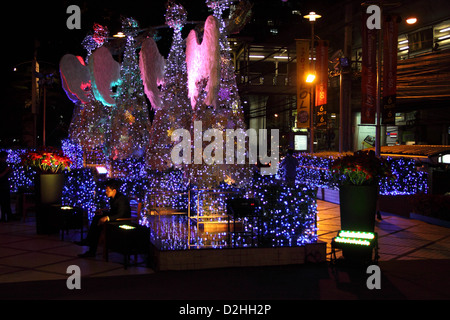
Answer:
[1, 147, 428, 193]
[294, 152, 428, 195]
[250, 174, 318, 247]
[1, 148, 36, 193]
[1, 147, 428, 202]
[379, 157, 428, 195]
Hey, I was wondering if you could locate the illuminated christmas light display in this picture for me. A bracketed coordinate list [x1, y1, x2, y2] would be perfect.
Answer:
[379, 156, 428, 195]
[60, 1, 253, 189]
[61, 139, 84, 169]
[5, 1, 434, 254]
[207, 0, 245, 118]
[0, 144, 429, 250]
[146, 1, 191, 172]
[61, 167, 99, 218]
[81, 23, 110, 61]
[294, 152, 428, 195]
[110, 17, 152, 160]
[0, 148, 36, 193]
[66, 23, 115, 153]
[144, 177, 318, 250]
[181, 0, 252, 189]
[250, 174, 318, 247]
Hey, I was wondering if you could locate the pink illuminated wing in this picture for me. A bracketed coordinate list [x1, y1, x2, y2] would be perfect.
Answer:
[88, 46, 121, 106]
[59, 54, 91, 104]
[185, 30, 201, 108]
[186, 15, 220, 109]
[139, 37, 165, 110]
[203, 15, 220, 108]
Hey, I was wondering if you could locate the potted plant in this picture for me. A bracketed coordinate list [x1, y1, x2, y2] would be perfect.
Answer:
[20, 147, 72, 204]
[331, 150, 392, 233]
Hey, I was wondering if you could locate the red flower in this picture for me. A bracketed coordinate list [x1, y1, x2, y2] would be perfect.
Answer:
[20, 148, 72, 174]
[331, 150, 391, 186]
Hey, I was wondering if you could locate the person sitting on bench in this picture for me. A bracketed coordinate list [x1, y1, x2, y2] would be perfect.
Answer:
[77, 179, 131, 258]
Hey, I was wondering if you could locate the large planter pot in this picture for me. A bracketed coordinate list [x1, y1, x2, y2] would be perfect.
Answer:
[38, 173, 65, 205]
[339, 184, 378, 233]
[35, 173, 65, 234]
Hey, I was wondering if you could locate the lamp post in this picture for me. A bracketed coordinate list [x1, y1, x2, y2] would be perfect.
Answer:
[306, 73, 316, 152]
[304, 11, 321, 153]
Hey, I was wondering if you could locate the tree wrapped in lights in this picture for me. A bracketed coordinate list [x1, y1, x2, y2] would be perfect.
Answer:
[207, 0, 245, 129]
[61, 139, 84, 169]
[185, 78, 229, 188]
[184, 0, 251, 188]
[69, 98, 112, 153]
[62, 2, 255, 191]
[169, 0, 253, 188]
[146, 2, 192, 171]
[110, 17, 152, 160]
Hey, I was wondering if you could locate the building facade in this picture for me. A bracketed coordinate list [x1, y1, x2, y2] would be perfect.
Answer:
[230, 0, 450, 154]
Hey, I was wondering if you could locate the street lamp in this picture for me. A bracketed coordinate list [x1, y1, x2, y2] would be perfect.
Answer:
[406, 17, 417, 24]
[113, 32, 126, 38]
[304, 11, 322, 22]
[303, 12, 322, 66]
[305, 73, 316, 83]
[304, 11, 321, 153]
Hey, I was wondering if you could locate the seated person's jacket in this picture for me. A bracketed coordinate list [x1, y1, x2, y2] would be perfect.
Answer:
[107, 192, 131, 221]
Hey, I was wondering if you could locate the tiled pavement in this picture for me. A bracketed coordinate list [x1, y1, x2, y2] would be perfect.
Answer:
[317, 200, 450, 262]
[0, 215, 155, 284]
[1, 200, 450, 285]
[1, 200, 450, 301]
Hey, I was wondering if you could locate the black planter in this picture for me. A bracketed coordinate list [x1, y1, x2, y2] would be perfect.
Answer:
[35, 173, 65, 234]
[339, 184, 378, 233]
[38, 173, 65, 205]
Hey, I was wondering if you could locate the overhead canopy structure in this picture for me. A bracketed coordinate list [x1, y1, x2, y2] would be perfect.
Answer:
[366, 145, 450, 164]
[397, 49, 450, 109]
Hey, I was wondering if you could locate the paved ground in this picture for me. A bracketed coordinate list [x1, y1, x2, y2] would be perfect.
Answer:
[1, 200, 450, 304]
[317, 201, 450, 262]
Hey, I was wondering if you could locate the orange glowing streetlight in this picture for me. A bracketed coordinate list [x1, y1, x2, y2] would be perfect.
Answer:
[113, 32, 126, 38]
[305, 73, 316, 83]
[304, 11, 322, 22]
[406, 17, 417, 25]
[303, 11, 321, 153]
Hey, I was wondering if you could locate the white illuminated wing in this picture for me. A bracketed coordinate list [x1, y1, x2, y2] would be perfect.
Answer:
[59, 54, 91, 104]
[88, 46, 121, 106]
[139, 37, 165, 110]
[186, 15, 220, 109]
